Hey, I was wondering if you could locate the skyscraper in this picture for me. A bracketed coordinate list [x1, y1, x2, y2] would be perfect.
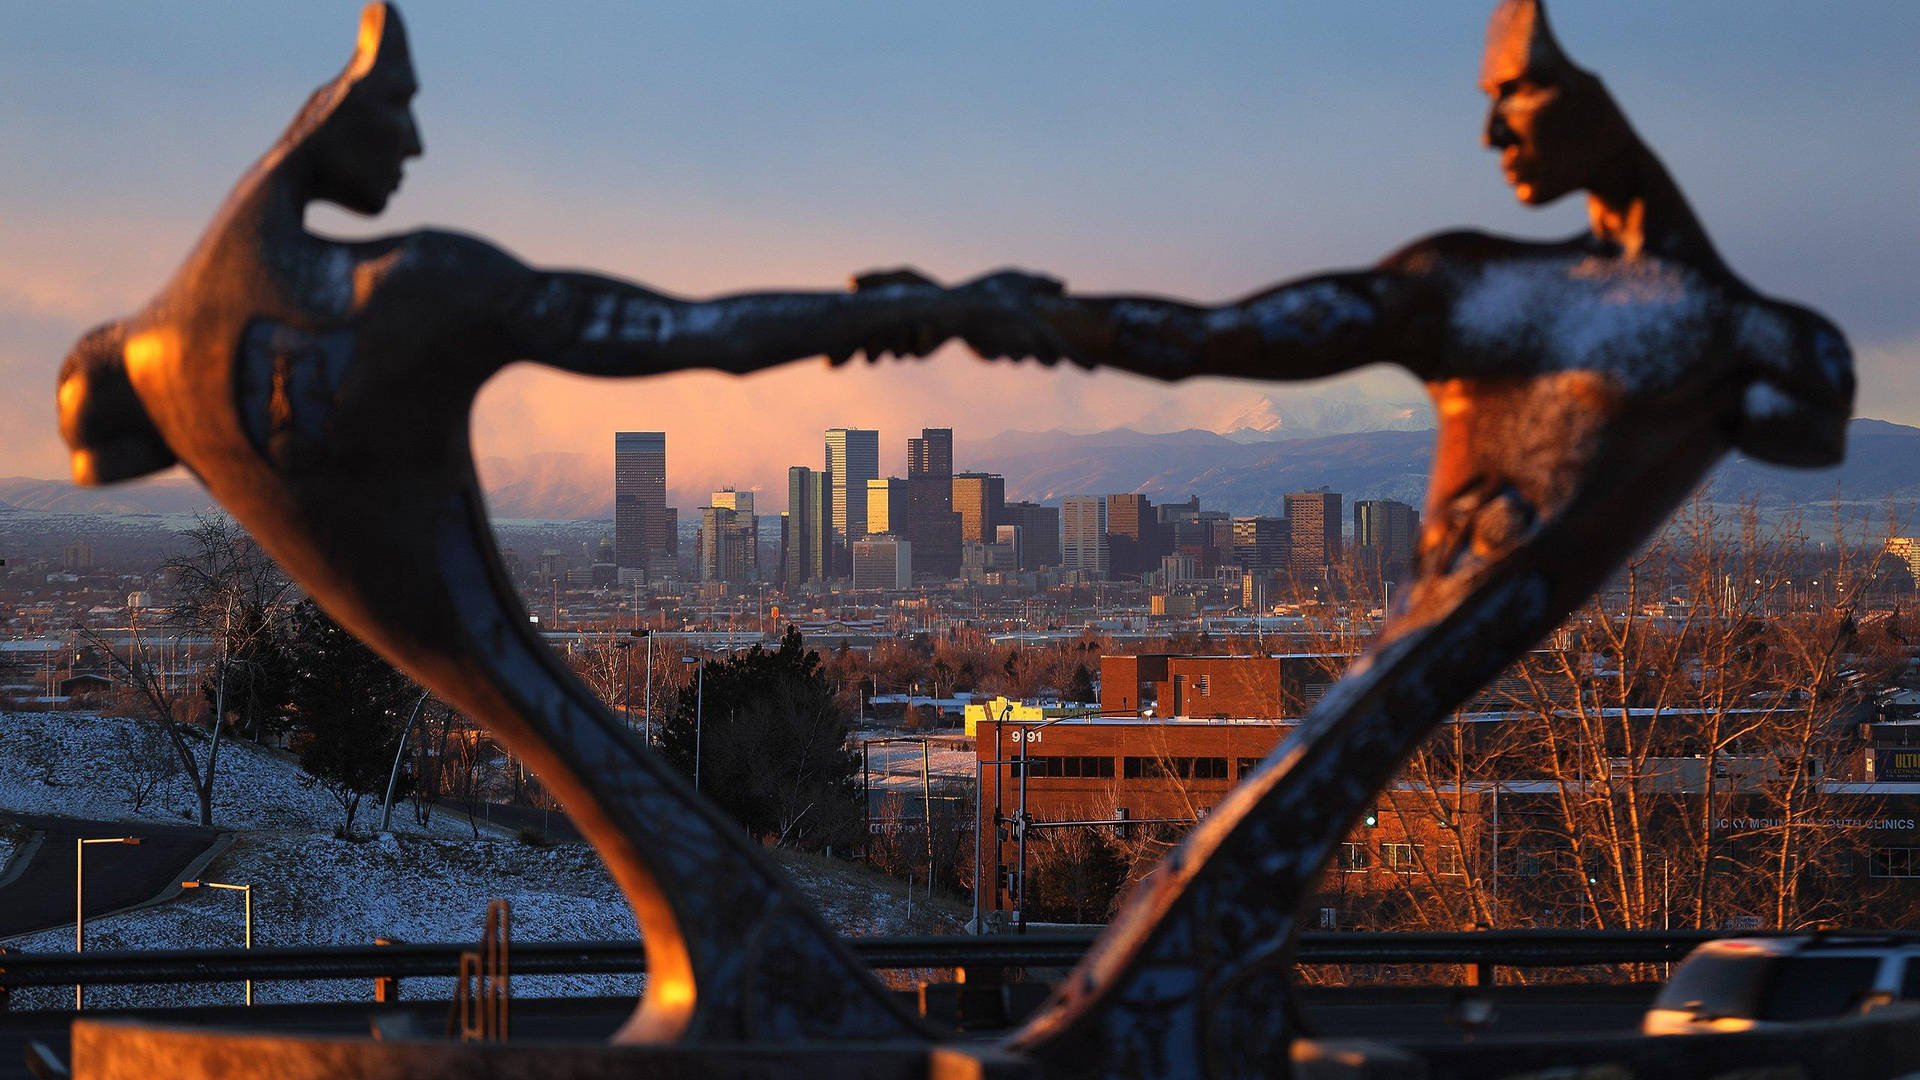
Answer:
[710, 489, 758, 581]
[824, 428, 879, 571]
[905, 427, 960, 579]
[783, 466, 831, 587]
[614, 431, 667, 580]
[907, 428, 952, 479]
[1002, 501, 1061, 569]
[1062, 496, 1110, 579]
[866, 477, 909, 537]
[698, 504, 751, 584]
[1285, 489, 1343, 576]
[1354, 499, 1420, 579]
[852, 536, 912, 590]
[1106, 494, 1159, 577]
[1231, 516, 1291, 572]
[952, 472, 1005, 545]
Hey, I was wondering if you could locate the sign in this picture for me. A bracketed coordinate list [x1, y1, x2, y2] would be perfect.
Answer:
[1010, 729, 1043, 744]
[1870, 747, 1920, 782]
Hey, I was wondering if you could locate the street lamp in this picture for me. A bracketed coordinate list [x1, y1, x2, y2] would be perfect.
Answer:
[379, 688, 432, 834]
[615, 628, 653, 745]
[180, 880, 253, 1005]
[681, 655, 704, 792]
[75, 836, 142, 1010]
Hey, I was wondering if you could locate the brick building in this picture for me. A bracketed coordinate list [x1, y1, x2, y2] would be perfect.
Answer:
[1099, 653, 1345, 720]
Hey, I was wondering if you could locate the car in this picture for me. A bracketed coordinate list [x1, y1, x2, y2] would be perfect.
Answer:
[1643, 935, 1920, 1035]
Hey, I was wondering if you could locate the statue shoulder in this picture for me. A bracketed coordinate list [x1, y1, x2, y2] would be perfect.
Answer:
[1376, 229, 1567, 277]
[397, 228, 534, 283]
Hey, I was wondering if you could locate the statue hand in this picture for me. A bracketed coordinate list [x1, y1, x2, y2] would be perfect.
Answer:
[954, 269, 1067, 363]
[841, 266, 950, 363]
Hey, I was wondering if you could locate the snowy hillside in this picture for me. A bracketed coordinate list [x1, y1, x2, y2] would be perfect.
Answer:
[0, 711, 467, 834]
[0, 711, 966, 1009]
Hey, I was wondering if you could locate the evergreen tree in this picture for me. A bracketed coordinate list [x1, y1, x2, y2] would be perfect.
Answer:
[658, 626, 860, 850]
[279, 599, 414, 831]
[1067, 663, 1097, 704]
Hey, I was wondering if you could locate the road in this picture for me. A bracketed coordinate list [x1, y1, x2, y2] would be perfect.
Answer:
[0, 814, 225, 940]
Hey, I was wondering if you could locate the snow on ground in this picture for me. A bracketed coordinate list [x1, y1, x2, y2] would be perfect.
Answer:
[0, 710, 969, 1009]
[5, 834, 965, 1010]
[0, 711, 472, 835]
[0, 820, 21, 875]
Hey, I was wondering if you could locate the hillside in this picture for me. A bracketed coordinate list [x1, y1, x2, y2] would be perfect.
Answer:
[0, 712, 964, 1009]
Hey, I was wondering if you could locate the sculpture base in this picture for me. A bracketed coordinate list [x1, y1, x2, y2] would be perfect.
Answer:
[70, 1020, 1032, 1080]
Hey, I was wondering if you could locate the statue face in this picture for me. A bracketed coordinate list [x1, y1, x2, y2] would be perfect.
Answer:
[309, 58, 423, 215]
[1481, 70, 1604, 206]
[1479, 1, 1627, 206]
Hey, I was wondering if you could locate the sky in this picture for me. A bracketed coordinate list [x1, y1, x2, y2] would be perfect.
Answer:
[3, 2, 1917, 509]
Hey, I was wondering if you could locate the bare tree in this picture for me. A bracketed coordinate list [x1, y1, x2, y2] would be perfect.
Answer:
[162, 514, 293, 743]
[106, 717, 180, 814]
[78, 613, 232, 827]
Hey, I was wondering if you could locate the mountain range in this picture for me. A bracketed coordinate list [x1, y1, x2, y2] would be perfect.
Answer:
[3, 418, 1917, 525]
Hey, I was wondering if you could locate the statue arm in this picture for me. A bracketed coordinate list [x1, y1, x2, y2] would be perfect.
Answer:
[508, 269, 963, 377]
[993, 269, 1423, 382]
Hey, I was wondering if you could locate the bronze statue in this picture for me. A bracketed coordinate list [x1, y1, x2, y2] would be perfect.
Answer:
[56, 1, 1047, 1052]
[920, 1, 1853, 1076]
[58, 2, 1856, 1078]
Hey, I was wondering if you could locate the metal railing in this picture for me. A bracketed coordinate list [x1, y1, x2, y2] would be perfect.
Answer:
[0, 929, 1866, 998]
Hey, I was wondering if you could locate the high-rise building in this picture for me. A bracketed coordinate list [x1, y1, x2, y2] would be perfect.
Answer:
[614, 431, 668, 579]
[995, 524, 1024, 572]
[824, 428, 879, 570]
[852, 536, 912, 590]
[697, 505, 735, 583]
[783, 466, 832, 587]
[952, 473, 1005, 545]
[709, 489, 758, 581]
[866, 477, 909, 537]
[1062, 496, 1110, 579]
[1002, 501, 1061, 569]
[1353, 499, 1420, 580]
[1285, 489, 1343, 576]
[1232, 516, 1291, 572]
[1107, 494, 1159, 577]
[1205, 513, 1235, 573]
[905, 427, 960, 579]
[907, 428, 953, 479]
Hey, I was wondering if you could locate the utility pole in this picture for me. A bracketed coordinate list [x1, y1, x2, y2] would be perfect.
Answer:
[922, 740, 934, 902]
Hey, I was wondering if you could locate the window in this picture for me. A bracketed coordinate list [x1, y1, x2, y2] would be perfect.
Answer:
[1340, 843, 1370, 871]
[1383, 842, 1422, 873]
[1900, 958, 1920, 1001]
[1872, 848, 1920, 878]
[1237, 757, 1263, 778]
[1435, 847, 1463, 876]
[1011, 755, 1115, 779]
[1122, 756, 1231, 781]
[1756, 957, 1883, 1021]
[1318, 906, 1340, 929]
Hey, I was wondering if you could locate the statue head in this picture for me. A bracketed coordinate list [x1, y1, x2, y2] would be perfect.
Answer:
[57, 322, 178, 486]
[1480, 0, 1633, 205]
[287, 4, 423, 215]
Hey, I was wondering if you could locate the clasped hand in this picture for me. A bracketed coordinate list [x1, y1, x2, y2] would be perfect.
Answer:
[849, 266, 1065, 363]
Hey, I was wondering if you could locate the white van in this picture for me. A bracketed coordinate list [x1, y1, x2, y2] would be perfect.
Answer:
[1643, 936, 1920, 1035]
